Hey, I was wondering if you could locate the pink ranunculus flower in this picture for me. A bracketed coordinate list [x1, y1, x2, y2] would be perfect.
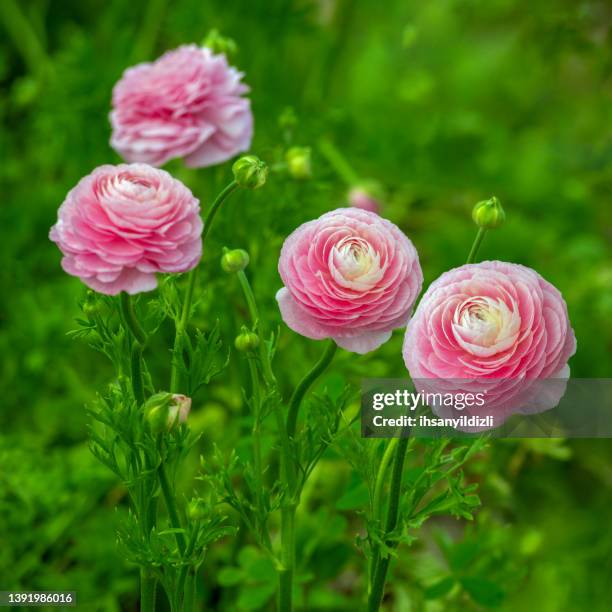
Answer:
[403, 261, 576, 428]
[110, 45, 253, 167]
[276, 208, 423, 354]
[49, 164, 202, 295]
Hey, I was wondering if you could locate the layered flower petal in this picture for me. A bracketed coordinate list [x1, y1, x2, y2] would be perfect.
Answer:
[50, 164, 202, 295]
[403, 261, 576, 426]
[276, 208, 423, 354]
[110, 45, 253, 167]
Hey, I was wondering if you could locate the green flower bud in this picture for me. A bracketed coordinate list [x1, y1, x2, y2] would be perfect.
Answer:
[285, 146, 312, 180]
[235, 328, 260, 353]
[203, 29, 238, 56]
[221, 248, 250, 273]
[187, 498, 207, 521]
[144, 392, 173, 434]
[232, 156, 268, 190]
[472, 196, 505, 230]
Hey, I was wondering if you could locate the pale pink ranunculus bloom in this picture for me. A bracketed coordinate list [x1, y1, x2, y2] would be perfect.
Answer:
[403, 261, 576, 428]
[49, 164, 202, 295]
[276, 208, 423, 354]
[110, 45, 253, 167]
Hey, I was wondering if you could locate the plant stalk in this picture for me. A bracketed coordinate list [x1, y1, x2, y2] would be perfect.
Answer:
[278, 503, 296, 612]
[277, 339, 338, 611]
[466, 227, 487, 264]
[158, 457, 187, 555]
[120, 293, 147, 406]
[368, 436, 409, 612]
[369, 438, 399, 584]
[170, 180, 240, 392]
[237, 270, 277, 388]
[140, 569, 157, 612]
[286, 339, 337, 439]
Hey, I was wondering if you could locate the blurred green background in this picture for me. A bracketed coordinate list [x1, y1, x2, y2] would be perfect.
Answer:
[1, 0, 611, 610]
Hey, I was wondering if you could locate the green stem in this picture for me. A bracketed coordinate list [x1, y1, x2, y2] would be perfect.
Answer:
[130, 344, 145, 406]
[140, 569, 157, 612]
[120, 293, 147, 405]
[318, 138, 360, 185]
[286, 340, 337, 439]
[466, 227, 487, 264]
[369, 438, 399, 584]
[158, 457, 187, 555]
[203, 181, 239, 241]
[183, 571, 196, 612]
[237, 270, 277, 387]
[276, 339, 338, 611]
[120, 293, 147, 345]
[368, 436, 409, 612]
[247, 357, 266, 518]
[176, 524, 200, 612]
[278, 503, 296, 612]
[170, 181, 240, 392]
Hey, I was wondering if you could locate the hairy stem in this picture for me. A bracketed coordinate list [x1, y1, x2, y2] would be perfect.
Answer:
[368, 436, 409, 612]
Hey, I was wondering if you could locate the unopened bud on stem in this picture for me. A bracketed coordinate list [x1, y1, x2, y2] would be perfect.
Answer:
[472, 196, 505, 230]
[221, 248, 250, 273]
[144, 392, 173, 434]
[235, 327, 260, 353]
[232, 156, 268, 190]
[144, 392, 191, 433]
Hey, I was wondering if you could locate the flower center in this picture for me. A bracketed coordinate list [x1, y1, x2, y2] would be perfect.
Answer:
[334, 237, 379, 281]
[452, 295, 521, 354]
[116, 176, 155, 201]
